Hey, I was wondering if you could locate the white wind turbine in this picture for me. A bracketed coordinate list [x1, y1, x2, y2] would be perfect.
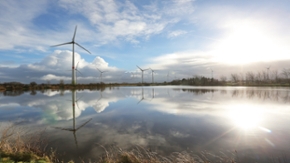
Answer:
[210, 68, 213, 79]
[137, 65, 149, 84]
[150, 68, 155, 83]
[266, 66, 271, 80]
[97, 68, 107, 83]
[54, 90, 91, 148]
[70, 61, 84, 83]
[51, 26, 91, 85]
[167, 72, 170, 82]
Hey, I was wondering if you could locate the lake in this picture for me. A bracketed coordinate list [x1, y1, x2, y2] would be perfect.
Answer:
[0, 86, 289, 162]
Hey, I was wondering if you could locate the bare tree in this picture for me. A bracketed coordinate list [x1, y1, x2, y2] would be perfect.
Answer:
[220, 75, 227, 83]
[271, 70, 279, 82]
[282, 68, 290, 84]
[239, 73, 244, 83]
[256, 72, 262, 84]
[231, 73, 239, 83]
[246, 71, 255, 83]
[262, 71, 268, 82]
[282, 68, 289, 79]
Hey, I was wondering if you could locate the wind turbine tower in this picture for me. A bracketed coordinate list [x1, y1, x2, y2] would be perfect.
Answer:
[51, 26, 91, 85]
[150, 68, 155, 83]
[97, 68, 107, 83]
[266, 66, 271, 80]
[137, 65, 149, 84]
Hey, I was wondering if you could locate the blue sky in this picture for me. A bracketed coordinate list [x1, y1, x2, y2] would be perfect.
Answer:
[1, 0, 290, 83]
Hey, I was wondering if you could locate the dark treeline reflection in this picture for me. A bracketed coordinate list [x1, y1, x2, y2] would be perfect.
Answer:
[229, 89, 290, 102]
[0, 86, 107, 97]
[175, 87, 290, 102]
[173, 88, 216, 95]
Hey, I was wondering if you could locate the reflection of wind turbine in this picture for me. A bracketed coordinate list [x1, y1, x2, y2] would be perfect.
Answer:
[51, 26, 91, 85]
[150, 68, 155, 84]
[152, 88, 155, 99]
[97, 68, 107, 83]
[137, 87, 145, 104]
[53, 90, 92, 148]
[137, 65, 149, 84]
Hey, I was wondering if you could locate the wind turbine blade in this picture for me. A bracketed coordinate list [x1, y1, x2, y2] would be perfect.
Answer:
[53, 127, 74, 131]
[75, 93, 83, 102]
[73, 26, 77, 41]
[136, 65, 142, 70]
[137, 98, 144, 104]
[75, 42, 91, 54]
[75, 101, 81, 111]
[97, 68, 101, 73]
[76, 118, 92, 131]
[76, 61, 80, 69]
[51, 41, 72, 47]
[76, 69, 84, 77]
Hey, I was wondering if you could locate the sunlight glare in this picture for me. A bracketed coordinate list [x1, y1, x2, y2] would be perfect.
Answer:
[229, 105, 263, 130]
[212, 22, 288, 64]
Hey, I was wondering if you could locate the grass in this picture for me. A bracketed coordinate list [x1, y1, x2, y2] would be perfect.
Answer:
[0, 124, 53, 163]
[93, 145, 236, 163]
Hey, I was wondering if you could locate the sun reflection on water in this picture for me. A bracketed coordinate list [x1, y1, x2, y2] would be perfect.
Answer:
[229, 104, 263, 130]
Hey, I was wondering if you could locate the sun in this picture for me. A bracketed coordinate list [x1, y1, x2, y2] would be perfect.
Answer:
[211, 21, 287, 65]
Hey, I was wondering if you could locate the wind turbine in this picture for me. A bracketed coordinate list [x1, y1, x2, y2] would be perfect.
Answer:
[53, 90, 91, 148]
[70, 61, 84, 84]
[137, 87, 145, 104]
[51, 26, 91, 85]
[136, 65, 149, 84]
[97, 68, 107, 83]
[150, 68, 155, 83]
[167, 72, 170, 82]
[266, 66, 271, 80]
[210, 68, 213, 79]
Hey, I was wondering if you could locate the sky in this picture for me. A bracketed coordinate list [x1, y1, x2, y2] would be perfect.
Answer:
[0, 0, 290, 84]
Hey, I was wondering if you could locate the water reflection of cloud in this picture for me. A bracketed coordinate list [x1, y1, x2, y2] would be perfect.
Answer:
[2, 87, 290, 161]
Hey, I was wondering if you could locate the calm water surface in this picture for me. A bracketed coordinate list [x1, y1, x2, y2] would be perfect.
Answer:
[0, 86, 290, 162]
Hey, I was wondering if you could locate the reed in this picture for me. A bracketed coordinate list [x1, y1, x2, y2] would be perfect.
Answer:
[0, 124, 53, 162]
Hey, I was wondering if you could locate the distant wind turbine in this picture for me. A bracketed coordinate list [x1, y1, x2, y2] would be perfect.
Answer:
[74, 61, 84, 83]
[150, 68, 155, 83]
[137, 65, 149, 84]
[210, 68, 213, 79]
[97, 68, 107, 83]
[51, 26, 91, 85]
[266, 66, 271, 80]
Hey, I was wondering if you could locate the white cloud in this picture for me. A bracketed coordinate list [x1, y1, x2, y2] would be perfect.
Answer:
[167, 30, 187, 38]
[58, 0, 195, 45]
[0, 50, 125, 83]
[40, 74, 71, 81]
[92, 56, 109, 68]
[0, 0, 50, 50]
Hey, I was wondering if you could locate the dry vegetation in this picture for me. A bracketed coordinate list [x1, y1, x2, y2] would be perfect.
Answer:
[0, 124, 54, 162]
